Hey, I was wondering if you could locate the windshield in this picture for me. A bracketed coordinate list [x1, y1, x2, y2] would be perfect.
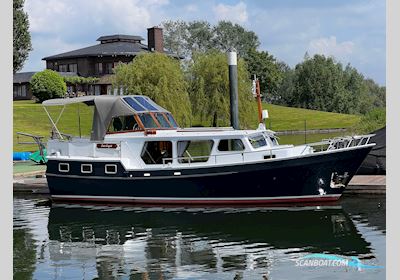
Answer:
[249, 134, 267, 149]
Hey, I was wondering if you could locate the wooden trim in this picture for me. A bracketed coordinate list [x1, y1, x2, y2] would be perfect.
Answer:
[134, 114, 145, 130]
[161, 113, 173, 127]
[149, 112, 161, 128]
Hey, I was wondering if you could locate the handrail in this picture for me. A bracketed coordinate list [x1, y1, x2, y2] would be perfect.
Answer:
[160, 134, 375, 167]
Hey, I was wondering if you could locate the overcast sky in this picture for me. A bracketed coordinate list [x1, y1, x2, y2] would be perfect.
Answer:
[22, 0, 386, 85]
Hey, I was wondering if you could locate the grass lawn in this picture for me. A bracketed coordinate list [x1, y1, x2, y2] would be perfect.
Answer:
[13, 100, 360, 152]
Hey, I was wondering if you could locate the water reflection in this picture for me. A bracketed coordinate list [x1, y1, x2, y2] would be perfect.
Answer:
[13, 196, 385, 279]
[46, 204, 372, 279]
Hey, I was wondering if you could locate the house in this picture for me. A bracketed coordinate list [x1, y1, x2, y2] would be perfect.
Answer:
[42, 26, 176, 96]
[13, 71, 77, 100]
[13, 72, 35, 100]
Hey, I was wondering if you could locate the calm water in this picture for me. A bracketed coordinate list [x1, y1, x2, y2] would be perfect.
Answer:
[13, 195, 385, 280]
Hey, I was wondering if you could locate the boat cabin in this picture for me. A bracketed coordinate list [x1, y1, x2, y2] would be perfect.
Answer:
[43, 95, 302, 172]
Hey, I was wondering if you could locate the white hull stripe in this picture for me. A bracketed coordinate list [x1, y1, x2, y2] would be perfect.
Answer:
[46, 171, 237, 180]
[51, 194, 341, 201]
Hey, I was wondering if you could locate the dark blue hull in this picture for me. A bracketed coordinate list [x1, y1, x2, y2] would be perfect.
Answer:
[46, 146, 372, 204]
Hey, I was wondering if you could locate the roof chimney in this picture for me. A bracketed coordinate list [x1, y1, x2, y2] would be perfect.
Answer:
[147, 27, 164, 52]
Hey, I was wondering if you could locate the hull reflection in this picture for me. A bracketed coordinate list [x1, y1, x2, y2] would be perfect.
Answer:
[47, 204, 372, 278]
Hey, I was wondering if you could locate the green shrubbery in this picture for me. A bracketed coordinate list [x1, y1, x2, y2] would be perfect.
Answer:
[30, 69, 66, 102]
[352, 108, 386, 134]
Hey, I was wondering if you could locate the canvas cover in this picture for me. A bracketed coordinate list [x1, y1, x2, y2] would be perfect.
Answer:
[357, 126, 386, 175]
[43, 95, 171, 141]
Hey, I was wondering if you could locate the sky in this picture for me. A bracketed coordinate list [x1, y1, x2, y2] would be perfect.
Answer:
[22, 0, 386, 85]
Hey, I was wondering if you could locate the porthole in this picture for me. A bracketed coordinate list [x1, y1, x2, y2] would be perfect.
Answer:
[81, 164, 93, 174]
[105, 164, 117, 174]
[59, 163, 70, 173]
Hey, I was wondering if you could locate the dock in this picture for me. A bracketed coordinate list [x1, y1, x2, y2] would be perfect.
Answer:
[346, 175, 386, 195]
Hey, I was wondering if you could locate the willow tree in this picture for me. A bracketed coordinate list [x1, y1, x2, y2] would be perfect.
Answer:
[113, 53, 192, 127]
[189, 51, 254, 128]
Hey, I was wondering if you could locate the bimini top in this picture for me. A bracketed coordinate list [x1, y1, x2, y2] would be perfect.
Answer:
[43, 95, 173, 141]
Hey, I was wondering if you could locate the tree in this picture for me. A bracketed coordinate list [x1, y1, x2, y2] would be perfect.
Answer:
[286, 55, 386, 114]
[290, 55, 350, 113]
[162, 20, 260, 59]
[13, 0, 32, 73]
[30, 70, 67, 102]
[244, 48, 283, 102]
[189, 51, 254, 128]
[113, 53, 192, 127]
[212, 21, 260, 56]
[162, 20, 190, 59]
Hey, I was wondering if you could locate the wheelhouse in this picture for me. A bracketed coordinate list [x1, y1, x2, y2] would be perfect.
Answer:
[107, 96, 178, 134]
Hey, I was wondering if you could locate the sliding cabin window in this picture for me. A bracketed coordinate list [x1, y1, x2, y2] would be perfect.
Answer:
[177, 140, 214, 163]
[108, 115, 141, 132]
[141, 141, 173, 164]
[218, 139, 245, 152]
[249, 135, 267, 149]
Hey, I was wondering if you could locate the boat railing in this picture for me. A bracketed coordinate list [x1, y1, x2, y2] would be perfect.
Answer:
[307, 134, 375, 152]
[161, 134, 375, 167]
[161, 146, 293, 167]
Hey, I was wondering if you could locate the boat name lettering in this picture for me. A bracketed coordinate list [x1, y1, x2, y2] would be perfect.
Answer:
[97, 143, 118, 149]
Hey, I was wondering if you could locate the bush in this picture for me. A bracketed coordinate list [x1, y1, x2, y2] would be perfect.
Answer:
[30, 69, 67, 102]
[352, 108, 386, 134]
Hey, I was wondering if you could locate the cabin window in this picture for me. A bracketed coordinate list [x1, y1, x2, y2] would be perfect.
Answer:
[138, 113, 158, 128]
[153, 113, 171, 128]
[81, 164, 92, 174]
[178, 140, 214, 163]
[249, 135, 267, 149]
[141, 141, 173, 164]
[218, 139, 245, 152]
[165, 113, 178, 128]
[108, 116, 141, 132]
[105, 164, 117, 174]
[58, 163, 70, 173]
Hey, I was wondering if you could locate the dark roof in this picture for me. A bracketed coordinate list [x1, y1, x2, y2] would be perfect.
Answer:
[13, 71, 79, 84]
[42, 35, 180, 60]
[13, 72, 36, 84]
[97, 34, 144, 43]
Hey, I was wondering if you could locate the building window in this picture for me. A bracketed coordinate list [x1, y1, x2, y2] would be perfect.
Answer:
[48, 62, 53, 69]
[105, 63, 113, 74]
[141, 141, 173, 165]
[68, 64, 77, 73]
[13, 85, 27, 97]
[218, 139, 245, 152]
[177, 140, 214, 163]
[58, 64, 67, 72]
[95, 63, 103, 75]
